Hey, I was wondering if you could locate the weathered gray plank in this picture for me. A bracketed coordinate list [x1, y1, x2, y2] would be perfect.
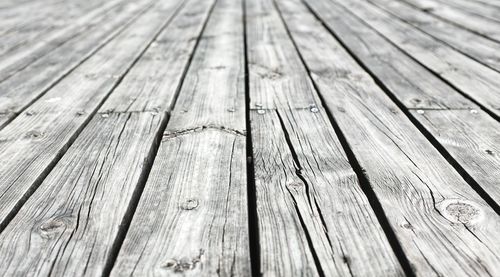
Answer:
[0, 0, 106, 58]
[0, 0, 213, 275]
[401, 0, 500, 42]
[306, 0, 500, 220]
[0, 0, 155, 129]
[247, 0, 404, 275]
[411, 110, 500, 202]
[369, 0, 500, 72]
[111, 0, 251, 275]
[0, 0, 184, 230]
[464, 0, 500, 9]
[304, 0, 471, 110]
[289, 0, 500, 275]
[0, 113, 162, 276]
[442, 0, 500, 21]
[330, 0, 500, 118]
[0, 0, 127, 81]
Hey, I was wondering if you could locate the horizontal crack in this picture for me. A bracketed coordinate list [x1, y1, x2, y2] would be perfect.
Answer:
[162, 125, 246, 140]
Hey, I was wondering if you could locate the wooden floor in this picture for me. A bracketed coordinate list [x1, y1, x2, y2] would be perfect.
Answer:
[0, 0, 499, 276]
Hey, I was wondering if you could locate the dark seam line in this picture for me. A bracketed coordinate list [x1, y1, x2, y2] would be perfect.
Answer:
[281, 0, 417, 275]
[243, 0, 262, 275]
[101, 0, 219, 275]
[305, 0, 500, 215]
[0, 1, 157, 131]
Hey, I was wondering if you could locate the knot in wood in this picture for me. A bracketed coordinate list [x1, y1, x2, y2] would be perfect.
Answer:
[401, 222, 414, 230]
[287, 182, 303, 189]
[24, 130, 44, 139]
[180, 199, 199, 210]
[39, 216, 72, 238]
[161, 249, 204, 272]
[440, 199, 483, 225]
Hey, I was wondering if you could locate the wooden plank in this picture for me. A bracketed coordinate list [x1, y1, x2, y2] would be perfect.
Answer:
[0, 0, 126, 81]
[464, 0, 500, 9]
[411, 110, 500, 204]
[0, 0, 154, 129]
[369, 0, 500, 72]
[0, 0, 115, 56]
[247, 0, 404, 275]
[0, 113, 162, 276]
[251, 109, 405, 276]
[111, 0, 251, 275]
[0, 0, 214, 275]
[0, 0, 65, 34]
[284, 0, 500, 275]
[329, 0, 500, 118]
[0, 0, 184, 230]
[440, 0, 500, 21]
[401, 0, 500, 42]
[304, 0, 500, 221]
[303, 0, 471, 110]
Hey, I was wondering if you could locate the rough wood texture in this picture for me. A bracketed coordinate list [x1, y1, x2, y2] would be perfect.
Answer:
[111, 0, 251, 275]
[332, 0, 500, 118]
[0, 0, 107, 58]
[369, 0, 500, 72]
[0, 0, 128, 80]
[0, 0, 154, 129]
[302, 0, 472, 111]
[247, 0, 404, 275]
[0, 113, 162, 276]
[437, 0, 500, 21]
[0, 0, 183, 230]
[294, 0, 500, 275]
[0, 0, 499, 275]
[401, 0, 500, 42]
[302, 0, 500, 209]
[411, 110, 500, 205]
[0, 0, 215, 275]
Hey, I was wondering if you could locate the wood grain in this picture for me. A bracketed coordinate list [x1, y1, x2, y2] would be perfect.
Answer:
[0, 0, 126, 81]
[247, 0, 404, 275]
[401, 0, 500, 42]
[292, 0, 500, 275]
[0, 0, 155, 129]
[0, 113, 163, 276]
[111, 0, 251, 275]
[306, 0, 500, 224]
[331, 0, 500, 118]
[369, 0, 500, 72]
[0, 0, 184, 230]
[0, 0, 215, 275]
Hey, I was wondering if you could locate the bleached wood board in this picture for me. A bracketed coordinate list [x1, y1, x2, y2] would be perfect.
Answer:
[369, 0, 500, 72]
[401, 0, 500, 42]
[0, 0, 214, 275]
[288, 0, 500, 275]
[439, 0, 500, 21]
[111, 0, 251, 275]
[0, 0, 106, 58]
[0, 0, 154, 129]
[0, 113, 163, 276]
[0, 0, 184, 230]
[316, 0, 500, 207]
[0, 0, 126, 81]
[247, 0, 404, 275]
[331, 0, 500, 118]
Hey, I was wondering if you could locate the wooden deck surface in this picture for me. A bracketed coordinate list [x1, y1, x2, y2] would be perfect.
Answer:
[0, 0, 499, 276]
